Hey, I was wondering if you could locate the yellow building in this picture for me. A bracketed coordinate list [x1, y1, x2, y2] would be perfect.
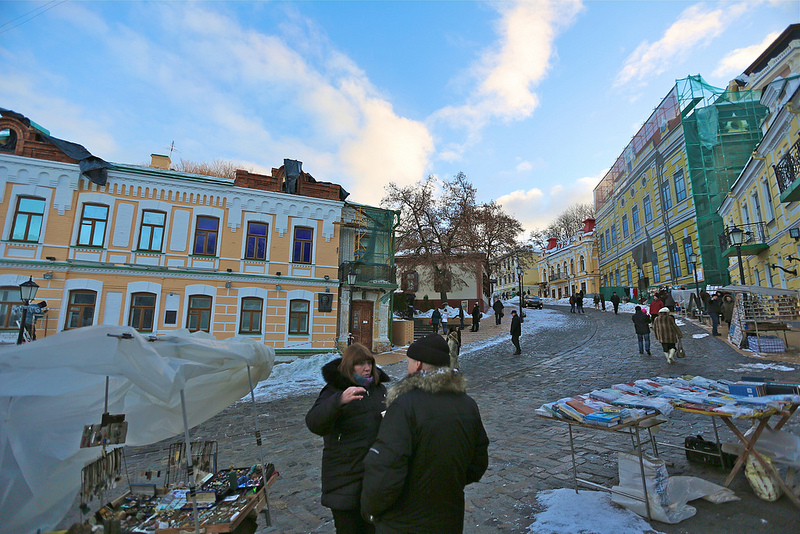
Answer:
[594, 75, 767, 299]
[538, 218, 599, 299]
[493, 250, 540, 298]
[719, 25, 800, 290]
[0, 109, 396, 354]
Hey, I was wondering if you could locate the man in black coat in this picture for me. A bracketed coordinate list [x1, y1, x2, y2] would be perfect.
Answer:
[361, 334, 489, 533]
[610, 291, 621, 314]
[510, 309, 522, 355]
[471, 304, 481, 332]
[492, 297, 504, 325]
[631, 305, 651, 355]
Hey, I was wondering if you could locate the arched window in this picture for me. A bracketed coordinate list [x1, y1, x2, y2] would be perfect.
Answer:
[580, 256, 585, 272]
[129, 292, 156, 332]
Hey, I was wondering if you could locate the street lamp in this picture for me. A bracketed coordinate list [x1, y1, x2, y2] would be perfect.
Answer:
[516, 264, 524, 322]
[688, 252, 700, 309]
[728, 226, 746, 285]
[347, 268, 357, 345]
[17, 277, 39, 345]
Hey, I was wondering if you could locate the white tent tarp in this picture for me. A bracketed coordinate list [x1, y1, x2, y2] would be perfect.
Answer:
[0, 325, 274, 534]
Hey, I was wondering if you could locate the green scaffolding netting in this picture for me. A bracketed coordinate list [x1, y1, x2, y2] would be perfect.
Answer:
[677, 75, 768, 286]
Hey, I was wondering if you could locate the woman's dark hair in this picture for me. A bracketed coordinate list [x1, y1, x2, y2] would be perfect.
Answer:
[338, 343, 380, 386]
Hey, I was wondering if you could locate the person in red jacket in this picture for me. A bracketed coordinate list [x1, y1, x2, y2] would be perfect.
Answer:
[649, 295, 664, 316]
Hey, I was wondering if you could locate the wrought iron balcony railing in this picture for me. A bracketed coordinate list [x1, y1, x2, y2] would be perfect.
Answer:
[775, 137, 800, 197]
[718, 222, 769, 256]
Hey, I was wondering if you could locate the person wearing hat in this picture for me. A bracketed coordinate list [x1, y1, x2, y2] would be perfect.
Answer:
[361, 333, 489, 533]
[652, 306, 683, 364]
[305, 343, 389, 534]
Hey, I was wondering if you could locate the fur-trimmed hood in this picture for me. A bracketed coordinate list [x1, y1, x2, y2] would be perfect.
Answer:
[321, 357, 390, 391]
[386, 368, 466, 406]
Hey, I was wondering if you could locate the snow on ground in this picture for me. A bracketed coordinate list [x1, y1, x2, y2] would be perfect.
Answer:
[527, 488, 663, 534]
[727, 362, 796, 373]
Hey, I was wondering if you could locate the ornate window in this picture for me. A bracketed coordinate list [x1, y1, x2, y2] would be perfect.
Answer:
[77, 204, 108, 247]
[138, 210, 166, 252]
[289, 299, 309, 334]
[193, 216, 219, 255]
[245, 222, 269, 260]
[10, 196, 46, 242]
[239, 297, 263, 334]
[292, 227, 313, 263]
[129, 292, 156, 332]
[187, 295, 212, 332]
[64, 290, 96, 329]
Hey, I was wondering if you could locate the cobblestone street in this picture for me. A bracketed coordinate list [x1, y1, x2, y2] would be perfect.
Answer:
[116, 305, 800, 533]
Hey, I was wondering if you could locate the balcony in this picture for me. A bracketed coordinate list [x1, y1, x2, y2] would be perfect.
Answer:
[776, 137, 800, 203]
[340, 261, 396, 287]
[718, 222, 769, 257]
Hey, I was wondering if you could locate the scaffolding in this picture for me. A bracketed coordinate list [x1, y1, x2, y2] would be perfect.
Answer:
[339, 203, 397, 285]
[677, 75, 768, 285]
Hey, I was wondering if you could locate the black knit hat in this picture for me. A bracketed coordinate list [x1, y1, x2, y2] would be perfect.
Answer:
[407, 333, 450, 367]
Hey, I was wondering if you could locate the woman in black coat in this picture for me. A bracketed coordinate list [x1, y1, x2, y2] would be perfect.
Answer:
[305, 343, 389, 534]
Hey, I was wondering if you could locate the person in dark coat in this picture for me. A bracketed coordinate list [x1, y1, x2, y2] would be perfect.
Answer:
[632, 305, 651, 355]
[430, 308, 441, 332]
[306, 343, 389, 534]
[663, 290, 676, 312]
[457, 305, 465, 328]
[471, 304, 481, 332]
[361, 334, 489, 533]
[721, 294, 734, 331]
[610, 292, 621, 314]
[493, 298, 504, 325]
[707, 291, 722, 336]
[510, 309, 522, 355]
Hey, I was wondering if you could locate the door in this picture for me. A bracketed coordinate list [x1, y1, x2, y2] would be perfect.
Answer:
[352, 300, 374, 348]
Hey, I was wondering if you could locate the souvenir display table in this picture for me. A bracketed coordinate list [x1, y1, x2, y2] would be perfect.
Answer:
[536, 375, 800, 512]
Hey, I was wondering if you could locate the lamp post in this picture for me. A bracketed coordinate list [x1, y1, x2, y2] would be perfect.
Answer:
[688, 252, 700, 308]
[347, 268, 357, 345]
[17, 277, 39, 345]
[728, 226, 746, 285]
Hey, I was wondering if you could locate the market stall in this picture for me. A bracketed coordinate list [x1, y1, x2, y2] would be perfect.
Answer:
[723, 285, 799, 352]
[0, 325, 275, 534]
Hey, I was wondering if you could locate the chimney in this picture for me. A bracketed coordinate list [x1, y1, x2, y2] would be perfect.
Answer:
[546, 237, 558, 250]
[581, 218, 596, 233]
[150, 154, 171, 170]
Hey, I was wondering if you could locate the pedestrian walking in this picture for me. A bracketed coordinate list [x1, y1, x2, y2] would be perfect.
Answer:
[458, 305, 465, 329]
[652, 307, 683, 364]
[593, 293, 600, 310]
[305, 344, 389, 534]
[569, 294, 576, 313]
[361, 334, 489, 533]
[600, 293, 606, 311]
[431, 307, 441, 333]
[708, 291, 722, 336]
[510, 309, 521, 355]
[576, 293, 584, 314]
[721, 293, 734, 332]
[471, 304, 481, 332]
[493, 297, 504, 325]
[664, 290, 676, 312]
[648, 294, 664, 316]
[610, 291, 621, 314]
[441, 308, 449, 334]
[447, 328, 461, 368]
[632, 305, 651, 355]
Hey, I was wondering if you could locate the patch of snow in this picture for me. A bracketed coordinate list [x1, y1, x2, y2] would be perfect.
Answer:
[727, 362, 796, 373]
[692, 333, 709, 339]
[528, 488, 664, 534]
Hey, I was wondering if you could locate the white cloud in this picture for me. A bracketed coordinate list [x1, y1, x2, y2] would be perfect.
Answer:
[516, 160, 533, 172]
[614, 2, 753, 88]
[496, 168, 604, 234]
[430, 0, 583, 160]
[713, 31, 781, 78]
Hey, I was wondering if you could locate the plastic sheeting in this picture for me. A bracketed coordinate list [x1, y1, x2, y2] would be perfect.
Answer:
[0, 325, 274, 534]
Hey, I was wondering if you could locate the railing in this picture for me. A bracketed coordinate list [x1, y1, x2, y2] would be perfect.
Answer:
[774, 137, 800, 196]
[340, 262, 396, 285]
[718, 221, 769, 249]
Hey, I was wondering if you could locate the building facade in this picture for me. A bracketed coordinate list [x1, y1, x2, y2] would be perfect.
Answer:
[538, 218, 600, 299]
[493, 250, 540, 298]
[594, 75, 767, 299]
[396, 253, 489, 313]
[718, 25, 800, 290]
[0, 109, 395, 355]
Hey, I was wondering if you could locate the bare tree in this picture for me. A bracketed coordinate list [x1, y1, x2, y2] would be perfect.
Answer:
[173, 158, 243, 180]
[382, 172, 477, 302]
[529, 202, 594, 245]
[469, 201, 525, 284]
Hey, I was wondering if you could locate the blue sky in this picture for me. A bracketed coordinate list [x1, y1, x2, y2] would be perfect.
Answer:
[1, 1, 796, 235]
